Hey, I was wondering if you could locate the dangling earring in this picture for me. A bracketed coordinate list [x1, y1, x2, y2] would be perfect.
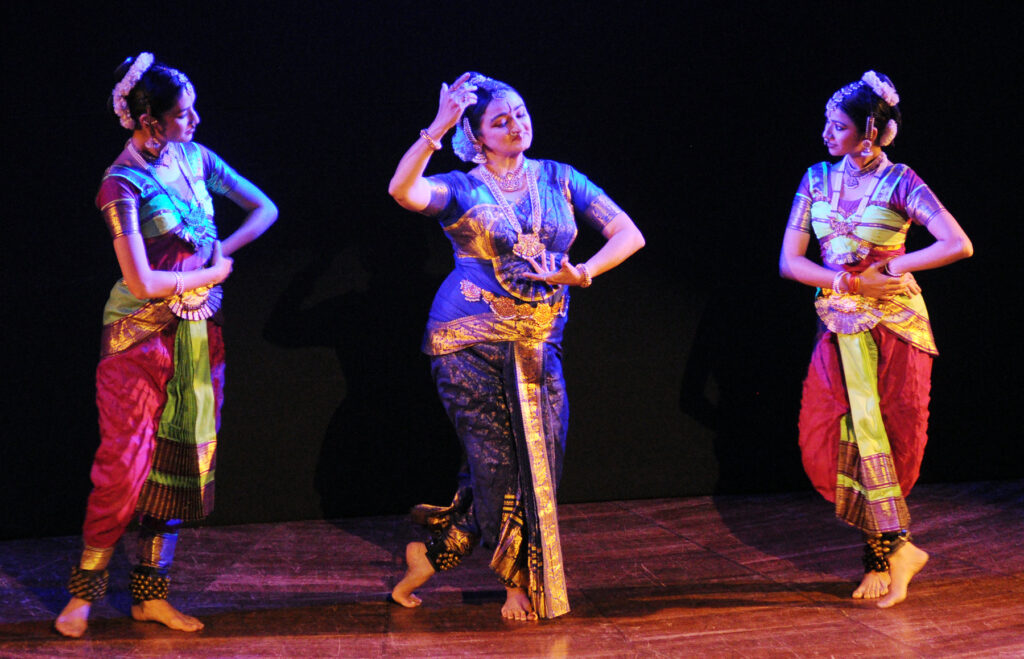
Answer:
[860, 116, 875, 157]
[462, 117, 488, 164]
[143, 121, 161, 152]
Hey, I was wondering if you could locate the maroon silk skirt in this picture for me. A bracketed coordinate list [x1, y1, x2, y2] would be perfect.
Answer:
[83, 320, 224, 548]
[798, 325, 932, 504]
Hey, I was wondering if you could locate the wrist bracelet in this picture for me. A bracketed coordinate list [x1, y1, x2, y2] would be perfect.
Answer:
[831, 270, 847, 293]
[849, 274, 861, 295]
[173, 271, 185, 297]
[419, 129, 442, 151]
[882, 261, 901, 277]
[577, 263, 592, 288]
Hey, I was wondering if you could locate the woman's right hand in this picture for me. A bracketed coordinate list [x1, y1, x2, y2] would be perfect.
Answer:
[859, 262, 906, 300]
[433, 72, 478, 132]
[206, 241, 233, 286]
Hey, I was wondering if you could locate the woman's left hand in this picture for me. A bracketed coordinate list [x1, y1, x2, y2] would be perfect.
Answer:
[900, 272, 921, 296]
[522, 253, 587, 286]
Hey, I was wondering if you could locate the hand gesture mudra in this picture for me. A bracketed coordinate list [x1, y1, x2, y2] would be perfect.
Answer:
[523, 252, 589, 287]
[436, 72, 479, 130]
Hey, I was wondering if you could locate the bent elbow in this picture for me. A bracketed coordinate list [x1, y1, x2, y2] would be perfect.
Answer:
[387, 179, 405, 204]
[960, 236, 974, 259]
[633, 229, 646, 251]
[126, 278, 156, 300]
[778, 255, 792, 280]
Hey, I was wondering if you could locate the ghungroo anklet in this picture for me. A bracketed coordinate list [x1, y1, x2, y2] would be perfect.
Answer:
[68, 566, 110, 602]
[129, 567, 170, 603]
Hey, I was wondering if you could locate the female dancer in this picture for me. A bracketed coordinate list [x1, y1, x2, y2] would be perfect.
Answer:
[780, 71, 972, 608]
[388, 72, 644, 620]
[55, 53, 277, 637]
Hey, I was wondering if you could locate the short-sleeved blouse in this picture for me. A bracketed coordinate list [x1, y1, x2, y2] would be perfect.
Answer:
[421, 159, 622, 355]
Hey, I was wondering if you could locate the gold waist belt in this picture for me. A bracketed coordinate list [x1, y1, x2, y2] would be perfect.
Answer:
[460, 280, 563, 325]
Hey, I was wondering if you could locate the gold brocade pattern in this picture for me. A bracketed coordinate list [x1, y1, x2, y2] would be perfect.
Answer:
[584, 194, 624, 228]
[460, 280, 562, 323]
[815, 290, 937, 355]
[137, 532, 178, 570]
[425, 283, 567, 356]
[444, 206, 507, 260]
[490, 492, 528, 588]
[100, 301, 176, 357]
[512, 341, 569, 619]
[79, 545, 114, 571]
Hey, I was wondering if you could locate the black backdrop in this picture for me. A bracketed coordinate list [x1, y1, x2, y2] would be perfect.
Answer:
[3, 2, 1020, 540]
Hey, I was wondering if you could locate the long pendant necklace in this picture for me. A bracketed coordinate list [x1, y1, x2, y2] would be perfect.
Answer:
[479, 159, 546, 260]
[126, 141, 217, 247]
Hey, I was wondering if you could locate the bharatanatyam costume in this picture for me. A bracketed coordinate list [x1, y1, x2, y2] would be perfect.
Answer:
[411, 158, 622, 619]
[787, 151, 947, 572]
[69, 139, 239, 605]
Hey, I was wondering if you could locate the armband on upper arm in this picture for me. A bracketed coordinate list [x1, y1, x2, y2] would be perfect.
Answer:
[584, 194, 624, 229]
[907, 184, 947, 227]
[101, 198, 140, 239]
[786, 195, 812, 233]
[420, 179, 452, 216]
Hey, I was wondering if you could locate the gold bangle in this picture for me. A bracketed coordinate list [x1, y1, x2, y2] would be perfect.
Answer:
[419, 129, 442, 151]
[577, 263, 592, 288]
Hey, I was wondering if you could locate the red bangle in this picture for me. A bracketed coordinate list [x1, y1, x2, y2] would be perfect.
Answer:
[849, 274, 861, 295]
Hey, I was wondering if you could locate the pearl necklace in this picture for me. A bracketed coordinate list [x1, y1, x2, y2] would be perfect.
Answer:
[478, 159, 546, 260]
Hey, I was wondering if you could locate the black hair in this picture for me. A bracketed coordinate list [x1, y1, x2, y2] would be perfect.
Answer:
[462, 73, 520, 137]
[837, 72, 903, 144]
[108, 55, 192, 130]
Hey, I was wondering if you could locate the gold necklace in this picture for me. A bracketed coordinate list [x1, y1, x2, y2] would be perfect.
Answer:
[478, 160, 546, 260]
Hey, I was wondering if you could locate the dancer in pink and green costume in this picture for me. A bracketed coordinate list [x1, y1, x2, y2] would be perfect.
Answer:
[780, 71, 972, 608]
[56, 53, 277, 638]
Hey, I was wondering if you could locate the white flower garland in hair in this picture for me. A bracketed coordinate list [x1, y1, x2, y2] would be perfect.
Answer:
[879, 119, 899, 146]
[112, 52, 155, 129]
[861, 70, 900, 107]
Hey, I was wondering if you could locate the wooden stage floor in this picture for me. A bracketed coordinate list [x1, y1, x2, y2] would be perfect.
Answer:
[2, 480, 1022, 657]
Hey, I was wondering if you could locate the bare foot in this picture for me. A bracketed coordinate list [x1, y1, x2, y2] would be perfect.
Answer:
[501, 586, 537, 621]
[131, 599, 204, 632]
[55, 597, 91, 638]
[391, 541, 435, 608]
[877, 541, 928, 609]
[852, 570, 891, 599]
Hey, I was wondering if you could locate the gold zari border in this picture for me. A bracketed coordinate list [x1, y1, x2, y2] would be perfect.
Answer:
[101, 301, 176, 357]
[512, 341, 570, 618]
[815, 290, 937, 355]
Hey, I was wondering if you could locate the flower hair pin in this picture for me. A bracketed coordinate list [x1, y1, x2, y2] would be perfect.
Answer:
[879, 119, 898, 146]
[112, 52, 154, 129]
[861, 70, 900, 107]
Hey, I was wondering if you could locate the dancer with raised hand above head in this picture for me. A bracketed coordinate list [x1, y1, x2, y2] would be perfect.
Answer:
[388, 72, 644, 620]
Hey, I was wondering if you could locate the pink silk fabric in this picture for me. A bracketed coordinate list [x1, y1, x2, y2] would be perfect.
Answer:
[798, 325, 932, 504]
[83, 322, 224, 548]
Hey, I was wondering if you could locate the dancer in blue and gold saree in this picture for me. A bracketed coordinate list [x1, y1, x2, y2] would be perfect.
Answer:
[387, 72, 644, 620]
